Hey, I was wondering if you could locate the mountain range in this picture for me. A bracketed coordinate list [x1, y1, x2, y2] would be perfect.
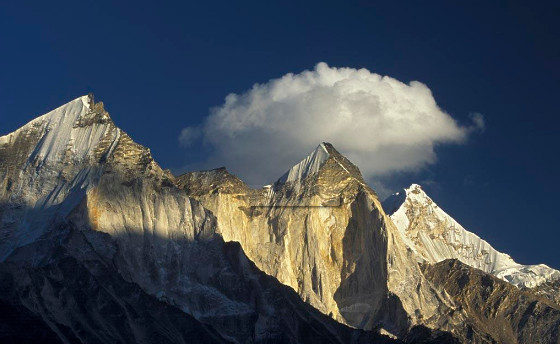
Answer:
[0, 95, 558, 343]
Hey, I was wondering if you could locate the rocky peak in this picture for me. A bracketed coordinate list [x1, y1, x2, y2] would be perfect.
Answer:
[320, 142, 366, 184]
[0, 96, 169, 260]
[273, 142, 368, 194]
[180, 147, 453, 336]
[275, 143, 330, 186]
[176, 167, 251, 196]
[384, 183, 560, 289]
[0, 94, 119, 167]
[74, 94, 113, 127]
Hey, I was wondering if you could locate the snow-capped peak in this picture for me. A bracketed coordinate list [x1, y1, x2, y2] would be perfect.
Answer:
[0, 95, 125, 260]
[0, 95, 118, 167]
[275, 143, 330, 185]
[1, 95, 87, 144]
[384, 184, 560, 288]
[382, 184, 425, 216]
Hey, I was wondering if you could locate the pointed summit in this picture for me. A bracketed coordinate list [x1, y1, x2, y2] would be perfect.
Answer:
[384, 183, 560, 288]
[0, 95, 170, 259]
[0, 94, 118, 166]
[276, 143, 330, 185]
[382, 184, 425, 216]
[274, 142, 366, 188]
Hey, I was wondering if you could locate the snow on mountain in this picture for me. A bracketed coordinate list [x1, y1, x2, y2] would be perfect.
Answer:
[3, 96, 560, 343]
[0, 95, 118, 165]
[275, 142, 330, 185]
[0, 95, 122, 260]
[383, 184, 560, 288]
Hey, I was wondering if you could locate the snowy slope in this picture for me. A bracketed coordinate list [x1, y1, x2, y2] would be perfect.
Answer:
[383, 184, 560, 288]
[275, 143, 330, 185]
[0, 95, 118, 165]
[0, 95, 121, 260]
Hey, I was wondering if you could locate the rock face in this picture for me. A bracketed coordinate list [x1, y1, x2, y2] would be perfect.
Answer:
[1, 95, 559, 343]
[0, 95, 399, 344]
[0, 233, 233, 344]
[178, 144, 463, 337]
[528, 279, 560, 306]
[421, 259, 560, 344]
[383, 184, 560, 289]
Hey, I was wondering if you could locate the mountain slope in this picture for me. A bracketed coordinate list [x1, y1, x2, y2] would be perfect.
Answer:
[383, 184, 560, 289]
[0, 95, 400, 343]
[1, 95, 558, 343]
[421, 259, 560, 344]
[178, 144, 467, 338]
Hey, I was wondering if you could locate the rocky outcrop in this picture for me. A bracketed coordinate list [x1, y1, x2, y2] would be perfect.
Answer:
[528, 279, 560, 306]
[421, 259, 560, 344]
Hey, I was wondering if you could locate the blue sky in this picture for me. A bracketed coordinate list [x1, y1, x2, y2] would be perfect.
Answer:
[1, 1, 558, 269]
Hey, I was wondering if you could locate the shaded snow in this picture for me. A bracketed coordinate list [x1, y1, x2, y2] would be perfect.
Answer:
[275, 143, 329, 185]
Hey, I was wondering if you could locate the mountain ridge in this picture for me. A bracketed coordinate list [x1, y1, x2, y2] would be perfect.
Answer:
[1, 95, 559, 343]
[1, 95, 408, 343]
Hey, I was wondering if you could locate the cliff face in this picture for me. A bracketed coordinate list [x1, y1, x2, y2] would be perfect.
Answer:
[177, 144, 461, 336]
[0, 95, 401, 343]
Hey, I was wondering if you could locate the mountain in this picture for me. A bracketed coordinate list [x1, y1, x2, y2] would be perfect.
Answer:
[275, 142, 331, 186]
[421, 259, 560, 344]
[382, 184, 560, 291]
[180, 145, 560, 343]
[0, 95, 401, 343]
[179, 143, 462, 337]
[1, 95, 559, 343]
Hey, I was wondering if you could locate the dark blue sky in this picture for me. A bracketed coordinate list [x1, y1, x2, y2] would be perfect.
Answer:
[1, 1, 558, 269]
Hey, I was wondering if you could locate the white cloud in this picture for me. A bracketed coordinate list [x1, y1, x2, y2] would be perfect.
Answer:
[181, 62, 481, 186]
[468, 112, 485, 133]
[178, 126, 201, 147]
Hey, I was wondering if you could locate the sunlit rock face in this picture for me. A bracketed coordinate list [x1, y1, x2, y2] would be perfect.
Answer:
[0, 96, 400, 343]
[178, 143, 461, 336]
